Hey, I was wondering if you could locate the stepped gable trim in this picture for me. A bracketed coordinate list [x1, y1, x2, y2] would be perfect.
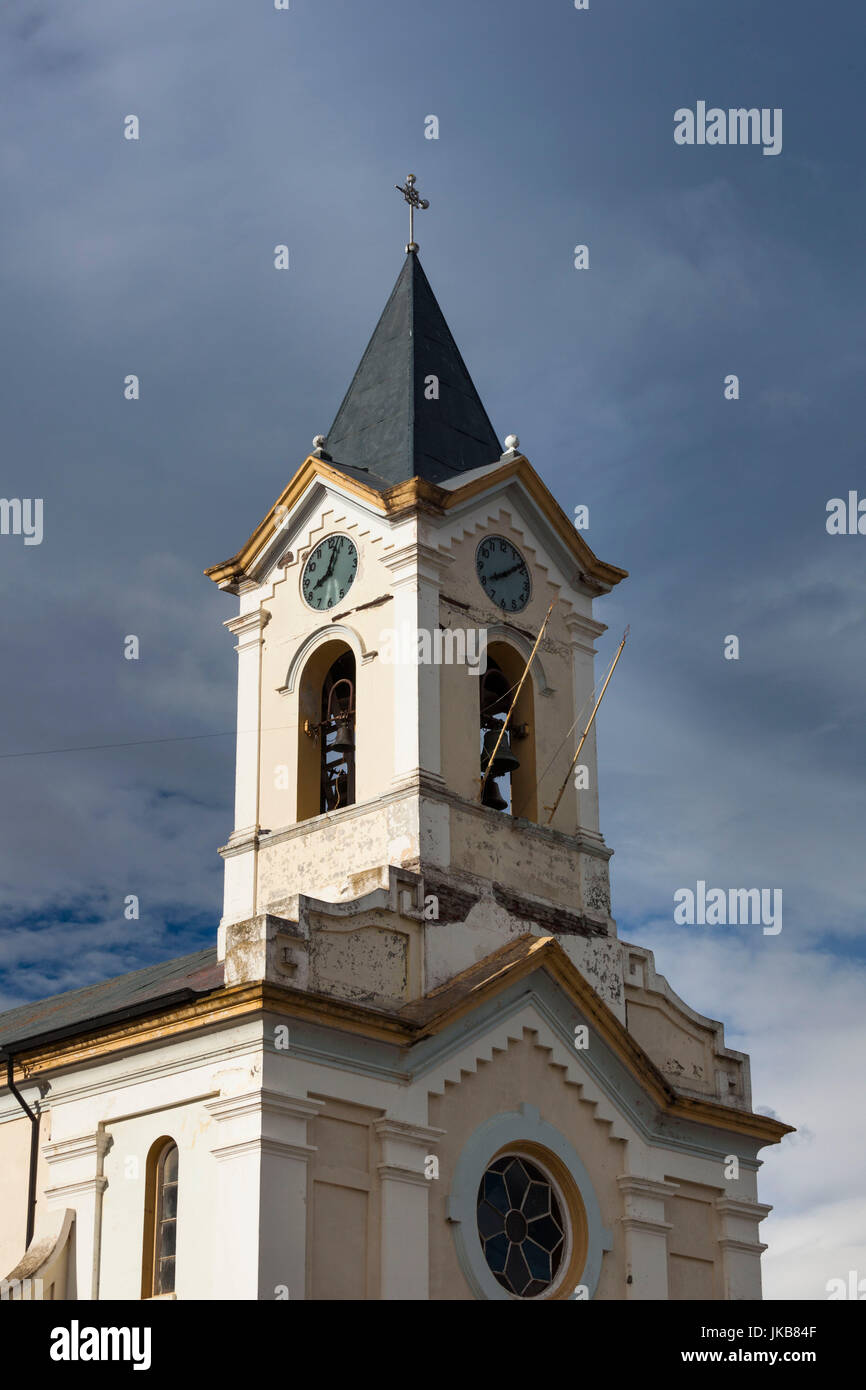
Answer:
[204, 455, 626, 594]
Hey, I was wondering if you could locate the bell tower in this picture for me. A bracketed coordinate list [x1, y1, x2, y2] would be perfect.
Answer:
[206, 241, 628, 1014]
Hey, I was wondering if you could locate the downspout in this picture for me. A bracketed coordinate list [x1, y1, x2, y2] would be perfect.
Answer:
[5, 1054, 39, 1251]
[0, 987, 197, 1273]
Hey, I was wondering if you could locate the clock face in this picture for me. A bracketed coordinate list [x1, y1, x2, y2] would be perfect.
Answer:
[301, 534, 358, 611]
[475, 536, 531, 613]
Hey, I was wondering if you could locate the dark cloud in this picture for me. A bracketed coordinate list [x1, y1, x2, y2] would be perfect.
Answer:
[0, 0, 863, 1296]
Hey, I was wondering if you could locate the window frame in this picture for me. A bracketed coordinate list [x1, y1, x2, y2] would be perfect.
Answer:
[476, 1148, 573, 1300]
[141, 1137, 179, 1300]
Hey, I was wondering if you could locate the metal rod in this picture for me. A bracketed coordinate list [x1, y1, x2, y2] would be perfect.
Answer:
[545, 626, 629, 827]
[479, 601, 556, 804]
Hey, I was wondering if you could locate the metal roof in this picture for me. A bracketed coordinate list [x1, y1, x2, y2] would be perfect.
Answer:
[325, 252, 502, 487]
[0, 947, 222, 1055]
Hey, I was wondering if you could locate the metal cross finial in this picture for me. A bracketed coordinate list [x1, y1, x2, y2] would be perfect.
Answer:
[395, 174, 429, 252]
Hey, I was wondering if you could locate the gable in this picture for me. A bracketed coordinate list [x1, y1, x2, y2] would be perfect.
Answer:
[204, 454, 627, 600]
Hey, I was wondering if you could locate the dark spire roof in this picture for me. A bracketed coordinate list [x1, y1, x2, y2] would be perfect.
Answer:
[324, 252, 501, 487]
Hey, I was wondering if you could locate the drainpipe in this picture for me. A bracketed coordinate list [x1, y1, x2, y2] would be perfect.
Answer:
[5, 1054, 39, 1251]
[0, 988, 197, 1264]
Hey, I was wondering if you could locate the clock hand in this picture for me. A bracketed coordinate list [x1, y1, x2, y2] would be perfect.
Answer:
[314, 547, 340, 588]
[488, 562, 523, 582]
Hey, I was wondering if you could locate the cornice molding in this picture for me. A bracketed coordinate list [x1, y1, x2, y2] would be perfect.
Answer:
[373, 1118, 445, 1146]
[209, 1137, 317, 1163]
[438, 457, 627, 591]
[206, 1089, 324, 1124]
[44, 1177, 108, 1201]
[7, 947, 792, 1151]
[376, 1164, 430, 1188]
[43, 1132, 112, 1166]
[204, 454, 628, 597]
[715, 1197, 774, 1221]
[224, 609, 271, 650]
[717, 1237, 768, 1256]
[617, 1176, 681, 1199]
[619, 1216, 674, 1235]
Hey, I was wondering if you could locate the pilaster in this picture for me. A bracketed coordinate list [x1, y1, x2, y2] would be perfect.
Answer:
[617, 1175, 679, 1299]
[42, 1130, 112, 1300]
[382, 542, 449, 786]
[374, 1117, 444, 1300]
[563, 610, 606, 836]
[207, 1089, 323, 1300]
[715, 1196, 772, 1300]
[221, 606, 269, 932]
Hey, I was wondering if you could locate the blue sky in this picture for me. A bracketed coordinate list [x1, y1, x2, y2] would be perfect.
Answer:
[1, 0, 864, 1299]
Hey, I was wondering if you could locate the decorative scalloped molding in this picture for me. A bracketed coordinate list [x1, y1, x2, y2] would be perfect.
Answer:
[243, 474, 400, 579]
[254, 491, 400, 605]
[435, 505, 578, 619]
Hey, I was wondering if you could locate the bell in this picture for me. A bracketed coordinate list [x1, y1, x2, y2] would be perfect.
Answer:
[480, 668, 510, 718]
[481, 778, 508, 812]
[332, 718, 354, 753]
[481, 728, 520, 779]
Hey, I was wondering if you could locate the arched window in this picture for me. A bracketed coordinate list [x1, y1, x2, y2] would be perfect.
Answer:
[479, 644, 536, 820]
[297, 641, 356, 822]
[141, 1138, 178, 1298]
[318, 651, 356, 813]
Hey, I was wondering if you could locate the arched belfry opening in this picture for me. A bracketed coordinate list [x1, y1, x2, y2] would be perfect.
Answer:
[297, 640, 356, 822]
[479, 642, 537, 822]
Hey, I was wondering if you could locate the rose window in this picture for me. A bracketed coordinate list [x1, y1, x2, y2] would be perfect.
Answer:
[476, 1154, 566, 1297]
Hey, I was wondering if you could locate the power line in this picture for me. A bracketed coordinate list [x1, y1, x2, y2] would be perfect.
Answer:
[0, 730, 239, 760]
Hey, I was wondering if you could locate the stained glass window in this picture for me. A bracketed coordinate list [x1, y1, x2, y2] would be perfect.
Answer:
[476, 1154, 565, 1297]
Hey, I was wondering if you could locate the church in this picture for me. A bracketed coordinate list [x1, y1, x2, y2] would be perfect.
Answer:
[0, 190, 790, 1301]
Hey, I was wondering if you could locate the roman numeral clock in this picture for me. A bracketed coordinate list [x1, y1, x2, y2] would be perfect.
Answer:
[476, 536, 531, 613]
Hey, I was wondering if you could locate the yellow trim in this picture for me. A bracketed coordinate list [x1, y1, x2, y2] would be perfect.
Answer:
[405, 935, 791, 1144]
[204, 455, 627, 592]
[10, 936, 790, 1146]
[204, 456, 383, 588]
[440, 458, 627, 589]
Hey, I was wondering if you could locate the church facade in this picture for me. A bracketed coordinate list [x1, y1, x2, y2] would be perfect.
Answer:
[0, 247, 790, 1302]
